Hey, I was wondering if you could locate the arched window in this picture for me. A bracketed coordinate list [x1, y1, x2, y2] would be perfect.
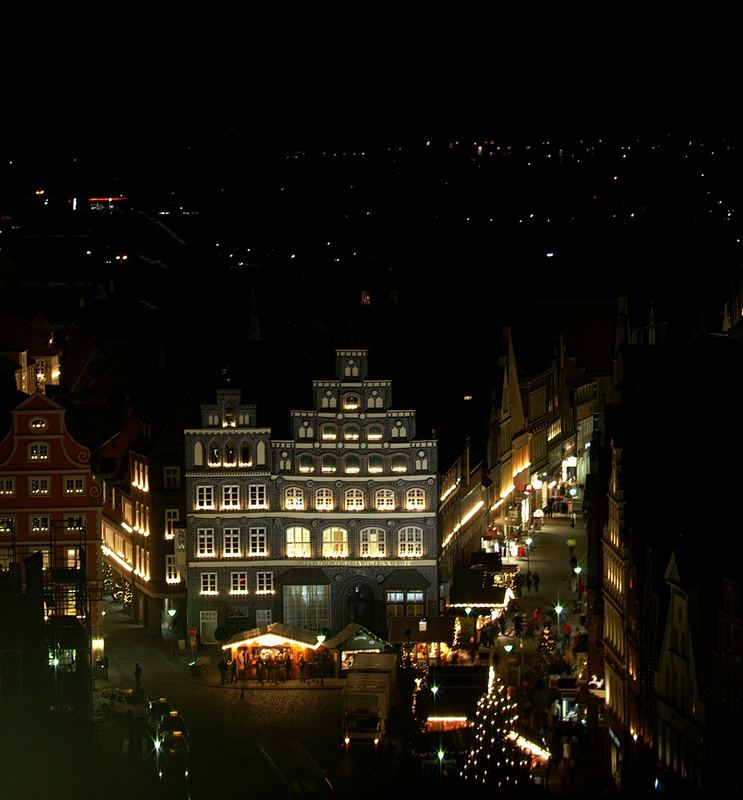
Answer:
[366, 424, 384, 441]
[343, 394, 360, 410]
[360, 527, 385, 557]
[315, 487, 334, 511]
[391, 454, 408, 474]
[224, 443, 235, 465]
[344, 425, 360, 441]
[298, 455, 314, 474]
[375, 488, 395, 511]
[286, 526, 311, 558]
[321, 424, 337, 441]
[240, 442, 251, 466]
[344, 488, 364, 511]
[398, 526, 424, 557]
[322, 526, 348, 557]
[256, 441, 266, 465]
[415, 452, 428, 471]
[193, 442, 204, 466]
[344, 455, 360, 474]
[284, 487, 305, 510]
[368, 455, 383, 474]
[321, 455, 337, 474]
[208, 441, 220, 465]
[405, 488, 426, 511]
[391, 421, 407, 439]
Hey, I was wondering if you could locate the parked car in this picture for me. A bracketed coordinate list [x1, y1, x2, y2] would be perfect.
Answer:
[147, 697, 174, 731]
[160, 711, 189, 744]
[100, 688, 148, 718]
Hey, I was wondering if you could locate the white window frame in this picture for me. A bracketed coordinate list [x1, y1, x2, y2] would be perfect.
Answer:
[222, 484, 240, 509]
[322, 527, 348, 558]
[248, 527, 267, 557]
[405, 487, 426, 511]
[200, 572, 218, 594]
[398, 526, 424, 557]
[196, 485, 214, 509]
[375, 488, 395, 511]
[256, 572, 274, 593]
[166, 554, 179, 583]
[344, 488, 364, 511]
[164, 509, 179, 539]
[223, 527, 241, 557]
[248, 484, 267, 509]
[197, 528, 215, 557]
[31, 515, 51, 533]
[256, 609, 272, 626]
[315, 487, 334, 511]
[230, 571, 248, 594]
[284, 486, 305, 510]
[360, 527, 386, 558]
[286, 526, 312, 558]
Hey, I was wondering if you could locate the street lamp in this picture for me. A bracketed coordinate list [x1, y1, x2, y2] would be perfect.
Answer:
[167, 608, 177, 655]
[316, 634, 326, 687]
[574, 565, 583, 604]
[503, 642, 514, 685]
[554, 600, 564, 651]
[525, 536, 533, 573]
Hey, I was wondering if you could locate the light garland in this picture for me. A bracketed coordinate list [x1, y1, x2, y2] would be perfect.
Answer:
[460, 676, 530, 788]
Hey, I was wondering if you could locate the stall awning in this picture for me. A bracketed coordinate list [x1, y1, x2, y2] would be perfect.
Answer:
[276, 568, 330, 586]
[379, 569, 430, 590]
[222, 622, 323, 650]
[322, 623, 392, 652]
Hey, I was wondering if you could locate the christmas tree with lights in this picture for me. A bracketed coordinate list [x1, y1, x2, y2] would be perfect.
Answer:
[460, 672, 530, 791]
[536, 625, 557, 677]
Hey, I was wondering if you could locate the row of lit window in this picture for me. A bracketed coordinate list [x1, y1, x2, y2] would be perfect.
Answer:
[1, 477, 85, 496]
[0, 515, 86, 533]
[196, 525, 425, 559]
[200, 570, 274, 595]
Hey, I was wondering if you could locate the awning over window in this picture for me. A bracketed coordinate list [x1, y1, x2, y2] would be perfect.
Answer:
[276, 568, 330, 586]
[222, 622, 323, 650]
[380, 569, 430, 590]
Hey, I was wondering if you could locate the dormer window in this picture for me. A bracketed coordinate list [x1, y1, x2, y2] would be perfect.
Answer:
[30, 417, 48, 431]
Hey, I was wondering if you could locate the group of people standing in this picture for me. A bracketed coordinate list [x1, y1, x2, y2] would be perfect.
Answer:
[219, 649, 311, 685]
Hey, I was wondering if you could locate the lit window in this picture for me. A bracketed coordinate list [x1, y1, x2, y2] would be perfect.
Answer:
[391, 455, 408, 473]
[286, 526, 312, 558]
[405, 488, 426, 511]
[367, 425, 383, 441]
[398, 526, 423, 557]
[196, 486, 214, 509]
[30, 417, 48, 430]
[209, 443, 220, 465]
[257, 572, 274, 593]
[166, 554, 179, 583]
[64, 477, 85, 494]
[345, 488, 364, 511]
[29, 442, 49, 461]
[343, 395, 360, 410]
[344, 455, 360, 474]
[0, 479, 15, 495]
[368, 455, 384, 474]
[322, 527, 348, 558]
[344, 425, 360, 440]
[248, 527, 267, 556]
[31, 515, 50, 533]
[197, 528, 215, 557]
[321, 455, 337, 474]
[222, 485, 240, 509]
[30, 477, 50, 495]
[375, 489, 395, 511]
[65, 516, 85, 531]
[315, 488, 334, 511]
[248, 485, 267, 509]
[164, 509, 179, 539]
[360, 527, 385, 557]
[223, 528, 241, 557]
[298, 455, 315, 474]
[284, 487, 305, 510]
[231, 572, 248, 594]
[321, 425, 337, 441]
[200, 572, 217, 594]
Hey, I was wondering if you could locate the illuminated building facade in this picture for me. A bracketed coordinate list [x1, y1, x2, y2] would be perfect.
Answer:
[184, 350, 438, 643]
[0, 392, 102, 709]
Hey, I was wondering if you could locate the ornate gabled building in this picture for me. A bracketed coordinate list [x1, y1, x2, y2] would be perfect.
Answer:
[0, 392, 102, 711]
[184, 350, 438, 643]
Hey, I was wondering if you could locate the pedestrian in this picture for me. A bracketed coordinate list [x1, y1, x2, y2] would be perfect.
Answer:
[219, 657, 228, 685]
[256, 657, 265, 686]
[562, 622, 572, 649]
[230, 656, 238, 683]
[525, 571, 533, 592]
[532, 571, 540, 592]
[102, 654, 109, 681]
[578, 579, 585, 602]
[284, 653, 292, 681]
[298, 654, 306, 682]
[134, 662, 142, 692]
[498, 614, 507, 636]
[570, 574, 578, 594]
[533, 607, 541, 624]
[514, 614, 523, 637]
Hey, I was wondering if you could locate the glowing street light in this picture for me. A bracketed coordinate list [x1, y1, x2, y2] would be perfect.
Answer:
[316, 633, 327, 687]
[525, 535, 533, 573]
